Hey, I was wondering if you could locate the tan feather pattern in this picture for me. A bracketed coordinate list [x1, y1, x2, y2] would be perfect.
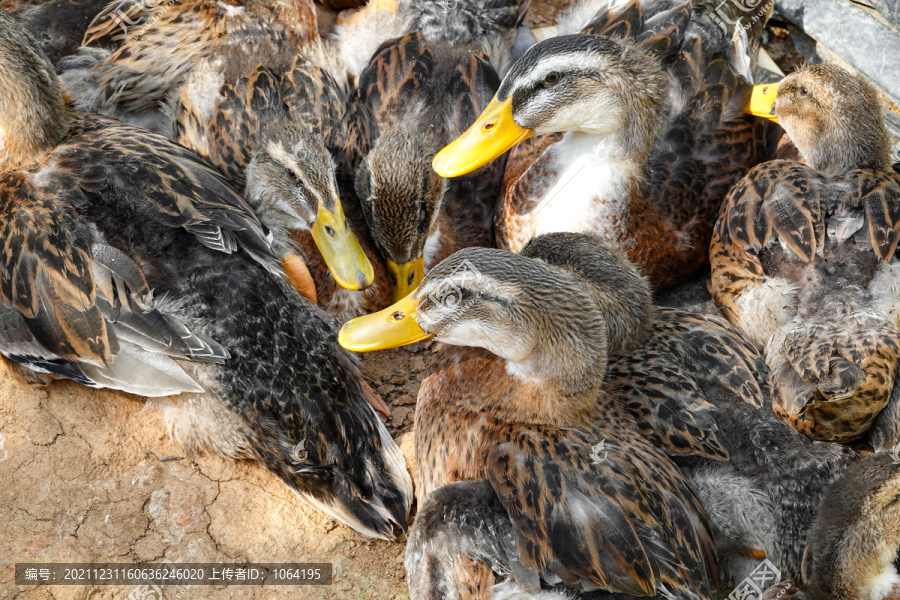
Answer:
[415, 347, 717, 598]
[605, 307, 766, 460]
[72, 0, 315, 122]
[711, 161, 900, 442]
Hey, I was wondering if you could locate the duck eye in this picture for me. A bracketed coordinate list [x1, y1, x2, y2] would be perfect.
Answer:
[799, 87, 809, 96]
[287, 169, 299, 182]
[543, 72, 561, 87]
[459, 288, 470, 300]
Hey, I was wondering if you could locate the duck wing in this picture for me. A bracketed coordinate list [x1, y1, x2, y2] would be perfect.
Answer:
[0, 167, 228, 396]
[605, 308, 765, 461]
[712, 162, 900, 442]
[483, 422, 717, 598]
[74, 115, 277, 267]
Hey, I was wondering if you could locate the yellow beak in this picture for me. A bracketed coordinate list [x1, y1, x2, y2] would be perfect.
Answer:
[747, 82, 780, 122]
[338, 294, 434, 352]
[386, 257, 425, 302]
[310, 199, 375, 291]
[432, 95, 533, 177]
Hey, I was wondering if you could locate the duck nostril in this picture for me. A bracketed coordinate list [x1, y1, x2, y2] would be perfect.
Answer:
[483, 122, 496, 131]
[391, 311, 404, 321]
[324, 225, 335, 237]
[407, 271, 415, 285]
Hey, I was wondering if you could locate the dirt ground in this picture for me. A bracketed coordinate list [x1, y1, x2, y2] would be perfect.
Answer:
[0, 345, 431, 600]
[0, 1, 810, 600]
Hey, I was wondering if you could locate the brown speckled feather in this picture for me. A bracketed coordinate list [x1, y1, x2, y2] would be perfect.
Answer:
[281, 56, 376, 177]
[203, 65, 280, 189]
[711, 161, 900, 442]
[416, 347, 717, 598]
[0, 171, 108, 363]
[71, 0, 315, 124]
[0, 113, 270, 384]
[605, 307, 766, 461]
[359, 31, 435, 132]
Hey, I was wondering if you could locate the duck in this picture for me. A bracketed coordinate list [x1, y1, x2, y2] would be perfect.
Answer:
[57, 0, 317, 136]
[430, 0, 767, 292]
[354, 29, 506, 300]
[172, 55, 390, 320]
[339, 231, 856, 596]
[710, 63, 900, 446]
[759, 451, 900, 600]
[0, 11, 411, 538]
[340, 233, 717, 598]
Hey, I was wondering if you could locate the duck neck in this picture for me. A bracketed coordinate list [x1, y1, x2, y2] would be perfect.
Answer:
[488, 310, 610, 428]
[0, 53, 71, 171]
[503, 131, 645, 252]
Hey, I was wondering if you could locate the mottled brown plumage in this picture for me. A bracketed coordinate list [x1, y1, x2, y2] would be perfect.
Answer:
[488, 0, 765, 291]
[710, 64, 900, 445]
[355, 30, 504, 297]
[59, 0, 316, 135]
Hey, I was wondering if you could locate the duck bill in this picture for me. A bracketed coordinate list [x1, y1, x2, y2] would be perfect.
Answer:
[747, 82, 779, 122]
[386, 257, 425, 302]
[310, 199, 375, 291]
[432, 95, 533, 177]
[338, 294, 434, 352]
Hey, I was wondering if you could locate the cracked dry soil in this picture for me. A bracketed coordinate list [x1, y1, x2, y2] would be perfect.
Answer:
[0, 347, 427, 600]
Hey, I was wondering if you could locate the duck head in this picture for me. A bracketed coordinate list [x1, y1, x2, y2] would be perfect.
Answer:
[749, 64, 891, 174]
[354, 124, 446, 301]
[0, 10, 71, 171]
[245, 125, 375, 292]
[340, 233, 653, 394]
[432, 34, 668, 177]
